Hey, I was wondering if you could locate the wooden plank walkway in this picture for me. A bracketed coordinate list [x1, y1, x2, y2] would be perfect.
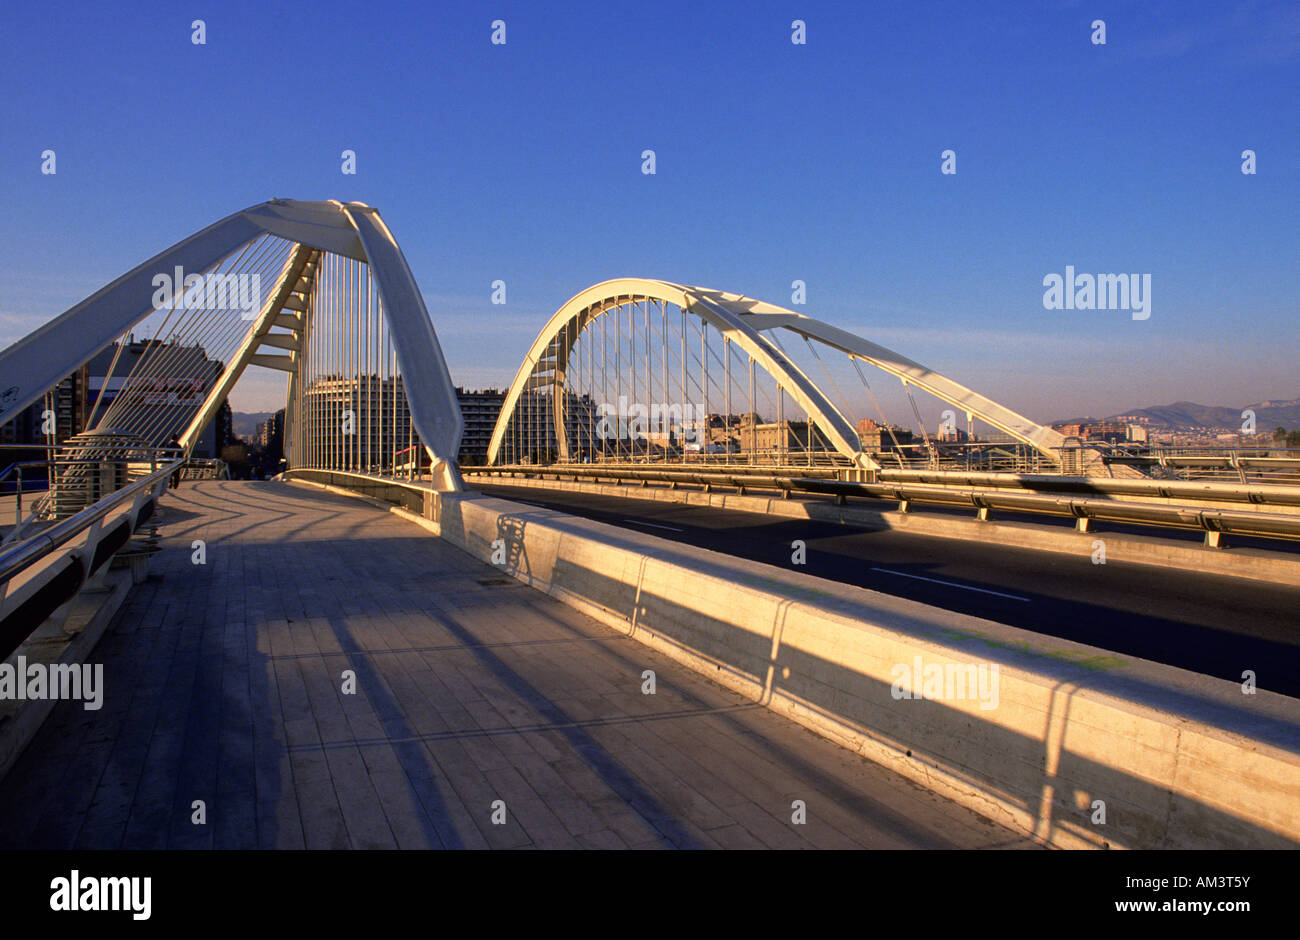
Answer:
[0, 480, 1033, 849]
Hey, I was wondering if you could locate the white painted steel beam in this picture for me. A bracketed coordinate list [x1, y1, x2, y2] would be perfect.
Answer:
[486, 278, 1064, 469]
[0, 199, 368, 428]
[2, 199, 465, 491]
[176, 244, 316, 450]
[487, 279, 879, 471]
[338, 202, 463, 491]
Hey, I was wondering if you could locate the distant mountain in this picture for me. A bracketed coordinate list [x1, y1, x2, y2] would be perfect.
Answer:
[232, 411, 275, 438]
[1054, 398, 1300, 430]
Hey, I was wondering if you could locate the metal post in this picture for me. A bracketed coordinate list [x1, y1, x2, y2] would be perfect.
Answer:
[616, 303, 623, 461]
[644, 300, 650, 462]
[660, 300, 668, 461]
[778, 385, 785, 466]
[724, 336, 731, 466]
[603, 311, 610, 462]
[749, 356, 756, 465]
[680, 307, 687, 464]
[701, 319, 708, 462]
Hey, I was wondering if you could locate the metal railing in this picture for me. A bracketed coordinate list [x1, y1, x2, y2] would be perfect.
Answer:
[1061, 442, 1300, 484]
[1, 437, 186, 550]
[489, 441, 1300, 484]
[0, 460, 177, 587]
[180, 458, 229, 481]
[548, 441, 1050, 473]
[0, 458, 181, 661]
[1, 460, 47, 528]
[468, 463, 1300, 547]
[19, 432, 185, 521]
[871, 468, 1300, 510]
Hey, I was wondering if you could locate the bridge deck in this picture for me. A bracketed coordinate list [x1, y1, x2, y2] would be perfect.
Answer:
[0, 480, 1031, 849]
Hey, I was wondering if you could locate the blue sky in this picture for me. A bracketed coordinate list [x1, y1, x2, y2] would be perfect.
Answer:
[1, 0, 1296, 421]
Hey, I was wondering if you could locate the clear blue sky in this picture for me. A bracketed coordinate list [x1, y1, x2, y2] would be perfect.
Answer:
[1, 0, 1296, 421]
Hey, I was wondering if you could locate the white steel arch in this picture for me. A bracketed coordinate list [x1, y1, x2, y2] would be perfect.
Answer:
[486, 278, 1064, 470]
[0, 199, 464, 490]
[701, 289, 1067, 459]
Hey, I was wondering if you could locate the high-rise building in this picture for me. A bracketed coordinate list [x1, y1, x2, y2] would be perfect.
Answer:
[0, 367, 88, 448]
[1, 340, 229, 458]
[83, 340, 228, 457]
[495, 389, 597, 464]
[297, 375, 413, 471]
[456, 387, 506, 465]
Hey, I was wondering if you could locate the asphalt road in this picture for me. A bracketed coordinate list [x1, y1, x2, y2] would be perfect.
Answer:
[473, 482, 1300, 699]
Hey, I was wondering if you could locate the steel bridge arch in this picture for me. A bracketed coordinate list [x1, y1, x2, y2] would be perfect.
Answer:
[485, 278, 1064, 471]
[0, 198, 464, 489]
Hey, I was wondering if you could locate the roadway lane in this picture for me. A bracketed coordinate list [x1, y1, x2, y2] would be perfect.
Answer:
[473, 482, 1300, 699]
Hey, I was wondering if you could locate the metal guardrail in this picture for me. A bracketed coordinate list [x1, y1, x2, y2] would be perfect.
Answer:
[504, 442, 1300, 482]
[0, 460, 49, 526]
[180, 458, 229, 480]
[41, 436, 183, 520]
[469, 464, 1300, 547]
[1068, 442, 1300, 484]
[871, 469, 1300, 509]
[2, 441, 184, 540]
[793, 478, 1300, 546]
[0, 458, 181, 661]
[0, 459, 179, 588]
[281, 459, 1300, 546]
[483, 462, 1300, 505]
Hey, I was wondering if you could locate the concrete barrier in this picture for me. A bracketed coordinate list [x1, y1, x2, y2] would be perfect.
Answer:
[292, 478, 1300, 849]
[465, 473, 1300, 587]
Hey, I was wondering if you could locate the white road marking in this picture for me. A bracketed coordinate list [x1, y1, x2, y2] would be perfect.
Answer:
[869, 567, 1030, 602]
[624, 519, 685, 532]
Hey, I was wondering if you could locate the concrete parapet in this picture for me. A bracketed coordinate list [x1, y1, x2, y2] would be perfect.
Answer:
[422, 489, 1300, 849]
[465, 474, 1300, 587]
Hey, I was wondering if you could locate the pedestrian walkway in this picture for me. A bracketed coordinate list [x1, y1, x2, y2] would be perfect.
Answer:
[0, 480, 1034, 849]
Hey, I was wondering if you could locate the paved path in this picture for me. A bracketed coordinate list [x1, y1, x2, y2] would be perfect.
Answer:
[0, 481, 1033, 849]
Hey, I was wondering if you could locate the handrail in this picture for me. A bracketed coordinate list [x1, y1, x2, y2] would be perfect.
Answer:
[790, 478, 1300, 542]
[465, 464, 1300, 545]
[0, 458, 181, 587]
[292, 462, 1300, 545]
[0, 460, 51, 527]
[484, 462, 1300, 505]
[0, 459, 49, 481]
[873, 469, 1300, 507]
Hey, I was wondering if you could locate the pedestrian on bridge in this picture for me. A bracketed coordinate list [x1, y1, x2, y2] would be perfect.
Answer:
[167, 433, 183, 489]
